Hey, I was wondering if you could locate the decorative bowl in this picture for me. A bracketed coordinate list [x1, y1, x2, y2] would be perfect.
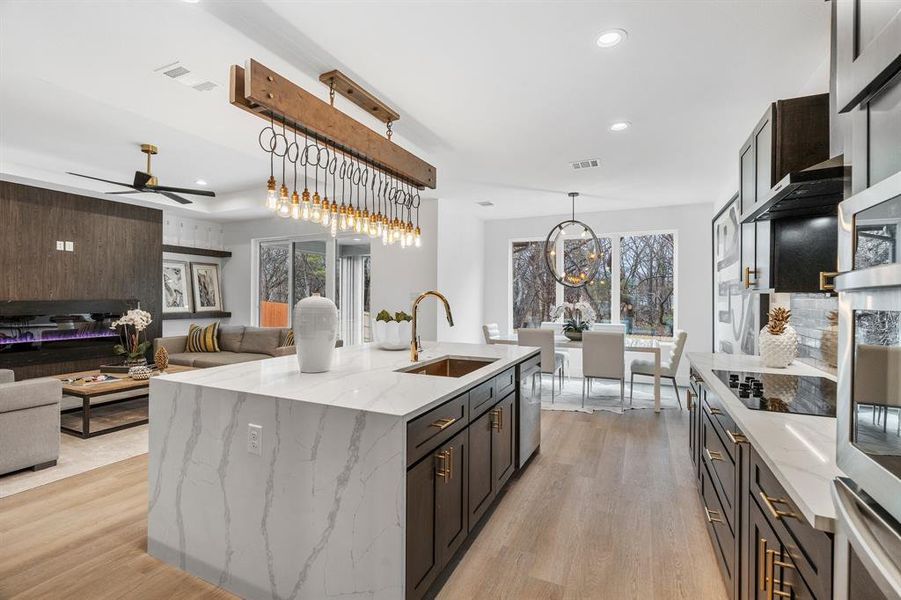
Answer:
[128, 365, 153, 380]
[563, 330, 583, 341]
[373, 320, 412, 350]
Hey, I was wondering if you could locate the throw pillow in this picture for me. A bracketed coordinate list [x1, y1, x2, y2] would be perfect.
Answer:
[281, 329, 295, 347]
[185, 322, 220, 353]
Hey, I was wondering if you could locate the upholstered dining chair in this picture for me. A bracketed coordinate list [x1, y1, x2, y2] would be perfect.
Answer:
[540, 321, 565, 334]
[482, 323, 501, 344]
[590, 323, 627, 333]
[630, 330, 688, 409]
[581, 331, 625, 409]
[854, 344, 901, 435]
[518, 328, 567, 400]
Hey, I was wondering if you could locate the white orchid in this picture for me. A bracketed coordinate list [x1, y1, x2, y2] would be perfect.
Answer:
[552, 301, 597, 323]
[111, 309, 153, 332]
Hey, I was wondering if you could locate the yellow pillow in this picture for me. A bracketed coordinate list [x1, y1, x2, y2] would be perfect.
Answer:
[185, 322, 220, 353]
[281, 329, 295, 347]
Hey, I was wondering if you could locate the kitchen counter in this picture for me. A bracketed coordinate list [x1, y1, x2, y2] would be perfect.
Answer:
[687, 352, 843, 531]
[147, 341, 538, 600]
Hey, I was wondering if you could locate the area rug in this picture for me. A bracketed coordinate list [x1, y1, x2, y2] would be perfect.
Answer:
[540, 377, 683, 415]
[0, 424, 148, 498]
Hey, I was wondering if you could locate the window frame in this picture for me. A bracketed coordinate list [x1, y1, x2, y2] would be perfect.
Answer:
[507, 228, 679, 334]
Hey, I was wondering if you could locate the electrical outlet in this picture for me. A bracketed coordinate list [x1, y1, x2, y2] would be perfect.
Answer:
[247, 424, 262, 455]
[65, 241, 74, 252]
[56, 241, 64, 251]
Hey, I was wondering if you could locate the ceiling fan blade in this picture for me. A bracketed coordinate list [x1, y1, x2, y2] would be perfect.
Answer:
[133, 171, 153, 188]
[146, 184, 216, 197]
[67, 172, 135, 189]
[105, 190, 141, 195]
[159, 191, 193, 205]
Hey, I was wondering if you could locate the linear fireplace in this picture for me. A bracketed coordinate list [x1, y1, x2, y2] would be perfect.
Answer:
[0, 300, 138, 374]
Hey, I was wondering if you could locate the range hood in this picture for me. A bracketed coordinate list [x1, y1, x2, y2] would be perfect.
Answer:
[741, 155, 850, 223]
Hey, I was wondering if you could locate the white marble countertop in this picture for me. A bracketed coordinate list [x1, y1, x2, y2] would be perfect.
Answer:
[687, 352, 843, 532]
[154, 341, 538, 420]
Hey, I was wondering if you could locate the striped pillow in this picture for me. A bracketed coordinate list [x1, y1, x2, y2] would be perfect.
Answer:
[185, 322, 220, 353]
[281, 329, 295, 347]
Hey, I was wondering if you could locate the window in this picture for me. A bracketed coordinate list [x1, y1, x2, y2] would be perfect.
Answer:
[511, 241, 557, 329]
[620, 233, 674, 335]
[510, 231, 676, 334]
[293, 241, 327, 300]
[259, 242, 291, 327]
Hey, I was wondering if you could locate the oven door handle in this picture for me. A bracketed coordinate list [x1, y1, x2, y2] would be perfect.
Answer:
[832, 478, 901, 599]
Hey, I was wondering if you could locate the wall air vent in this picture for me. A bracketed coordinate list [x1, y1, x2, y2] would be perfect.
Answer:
[571, 158, 601, 170]
[476, 201, 494, 207]
[154, 61, 218, 93]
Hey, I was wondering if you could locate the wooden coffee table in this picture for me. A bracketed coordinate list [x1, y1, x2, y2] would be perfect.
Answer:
[54, 365, 193, 438]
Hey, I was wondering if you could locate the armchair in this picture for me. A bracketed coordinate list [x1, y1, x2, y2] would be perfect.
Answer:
[0, 369, 62, 475]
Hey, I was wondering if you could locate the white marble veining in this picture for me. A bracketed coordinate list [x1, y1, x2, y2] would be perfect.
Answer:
[153, 341, 538, 421]
[148, 342, 537, 600]
[688, 352, 844, 531]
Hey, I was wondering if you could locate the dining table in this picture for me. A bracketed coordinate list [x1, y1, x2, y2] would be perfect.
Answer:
[494, 333, 673, 413]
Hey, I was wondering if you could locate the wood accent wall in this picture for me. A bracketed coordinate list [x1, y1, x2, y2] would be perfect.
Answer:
[0, 181, 162, 378]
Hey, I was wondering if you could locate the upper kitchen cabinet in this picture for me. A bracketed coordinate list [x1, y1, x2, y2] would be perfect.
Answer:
[834, 0, 901, 114]
[739, 94, 830, 215]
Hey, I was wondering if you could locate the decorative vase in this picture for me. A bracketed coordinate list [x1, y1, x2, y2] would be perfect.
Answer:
[759, 306, 797, 368]
[563, 330, 582, 341]
[128, 365, 153, 380]
[293, 293, 338, 373]
[373, 319, 412, 350]
[124, 356, 148, 367]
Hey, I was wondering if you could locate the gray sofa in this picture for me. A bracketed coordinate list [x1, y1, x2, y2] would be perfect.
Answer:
[0, 369, 62, 475]
[153, 325, 295, 368]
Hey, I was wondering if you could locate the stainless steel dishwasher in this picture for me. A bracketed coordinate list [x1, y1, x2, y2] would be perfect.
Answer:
[517, 355, 542, 468]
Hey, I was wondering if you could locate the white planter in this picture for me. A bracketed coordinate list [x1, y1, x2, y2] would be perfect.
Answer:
[293, 294, 338, 373]
[373, 319, 412, 351]
[759, 325, 798, 368]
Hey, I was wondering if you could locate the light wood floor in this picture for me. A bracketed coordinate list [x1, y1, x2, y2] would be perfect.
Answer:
[0, 409, 726, 600]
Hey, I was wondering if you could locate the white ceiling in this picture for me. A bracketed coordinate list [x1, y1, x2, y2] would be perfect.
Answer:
[0, 0, 831, 222]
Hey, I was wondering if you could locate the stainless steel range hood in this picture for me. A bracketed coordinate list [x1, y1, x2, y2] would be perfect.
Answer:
[741, 155, 850, 223]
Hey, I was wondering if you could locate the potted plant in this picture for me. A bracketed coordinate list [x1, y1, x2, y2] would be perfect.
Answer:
[552, 301, 596, 341]
[372, 309, 413, 350]
[111, 308, 153, 366]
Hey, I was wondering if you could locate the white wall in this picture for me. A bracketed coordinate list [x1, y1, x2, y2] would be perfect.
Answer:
[437, 199, 485, 343]
[483, 202, 713, 381]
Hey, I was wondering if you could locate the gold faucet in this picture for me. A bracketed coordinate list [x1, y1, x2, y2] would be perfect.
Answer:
[411, 290, 454, 362]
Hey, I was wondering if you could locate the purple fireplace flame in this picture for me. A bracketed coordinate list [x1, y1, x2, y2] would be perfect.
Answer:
[0, 327, 117, 346]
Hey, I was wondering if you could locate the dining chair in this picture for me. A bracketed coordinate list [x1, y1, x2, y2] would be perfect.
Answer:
[540, 321, 565, 334]
[630, 330, 687, 409]
[482, 323, 501, 344]
[581, 331, 625, 409]
[517, 328, 567, 401]
[854, 344, 901, 435]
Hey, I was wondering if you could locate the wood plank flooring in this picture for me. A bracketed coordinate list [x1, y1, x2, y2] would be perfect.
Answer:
[0, 408, 726, 600]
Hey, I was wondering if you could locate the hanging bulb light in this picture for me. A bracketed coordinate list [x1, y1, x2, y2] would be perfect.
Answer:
[277, 183, 291, 218]
[291, 190, 301, 220]
[339, 203, 348, 230]
[321, 197, 331, 226]
[301, 188, 311, 221]
[405, 221, 415, 246]
[414, 226, 422, 247]
[263, 112, 278, 210]
[330, 201, 338, 234]
[266, 176, 277, 210]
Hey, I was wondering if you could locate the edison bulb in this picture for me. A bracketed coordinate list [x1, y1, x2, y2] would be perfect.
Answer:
[265, 176, 277, 210]
[414, 227, 422, 247]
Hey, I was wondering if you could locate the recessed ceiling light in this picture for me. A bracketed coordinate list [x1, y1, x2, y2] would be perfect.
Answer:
[195, 179, 207, 186]
[596, 29, 627, 48]
[182, 0, 200, 3]
[609, 121, 631, 132]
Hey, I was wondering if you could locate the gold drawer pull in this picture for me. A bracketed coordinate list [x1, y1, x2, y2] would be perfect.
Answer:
[434, 447, 454, 483]
[703, 506, 723, 524]
[758, 538, 768, 591]
[759, 491, 800, 521]
[705, 448, 725, 462]
[819, 271, 838, 291]
[430, 417, 456, 430]
[686, 389, 694, 411]
[490, 407, 503, 432]
[744, 266, 759, 289]
[705, 405, 723, 416]
[726, 430, 747, 445]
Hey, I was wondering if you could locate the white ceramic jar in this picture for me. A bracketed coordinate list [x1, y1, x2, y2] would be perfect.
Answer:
[293, 294, 338, 373]
[373, 319, 412, 350]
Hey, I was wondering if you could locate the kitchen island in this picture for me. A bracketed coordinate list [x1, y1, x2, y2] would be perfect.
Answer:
[147, 341, 539, 600]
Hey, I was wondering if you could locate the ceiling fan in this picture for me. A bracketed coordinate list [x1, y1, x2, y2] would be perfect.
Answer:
[68, 144, 215, 205]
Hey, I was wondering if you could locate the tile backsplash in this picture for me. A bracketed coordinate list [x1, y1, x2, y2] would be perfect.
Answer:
[789, 293, 838, 374]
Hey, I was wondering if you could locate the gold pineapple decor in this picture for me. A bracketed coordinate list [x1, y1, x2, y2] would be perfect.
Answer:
[759, 306, 798, 368]
[155, 346, 170, 372]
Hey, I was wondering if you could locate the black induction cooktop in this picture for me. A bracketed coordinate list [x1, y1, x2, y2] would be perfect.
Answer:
[711, 370, 837, 418]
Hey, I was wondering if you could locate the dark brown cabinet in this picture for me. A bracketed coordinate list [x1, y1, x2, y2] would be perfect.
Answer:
[405, 361, 533, 600]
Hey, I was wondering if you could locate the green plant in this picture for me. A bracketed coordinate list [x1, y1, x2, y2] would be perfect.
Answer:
[375, 309, 394, 322]
[394, 311, 412, 322]
[563, 318, 590, 333]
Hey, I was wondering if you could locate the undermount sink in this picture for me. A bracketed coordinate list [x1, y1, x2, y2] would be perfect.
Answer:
[396, 355, 498, 378]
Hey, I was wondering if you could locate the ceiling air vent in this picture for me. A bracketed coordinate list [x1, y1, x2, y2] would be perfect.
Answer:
[571, 158, 601, 170]
[154, 61, 218, 93]
[476, 201, 494, 207]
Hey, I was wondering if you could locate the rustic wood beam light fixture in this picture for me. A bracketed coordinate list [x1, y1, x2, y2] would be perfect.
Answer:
[229, 59, 435, 189]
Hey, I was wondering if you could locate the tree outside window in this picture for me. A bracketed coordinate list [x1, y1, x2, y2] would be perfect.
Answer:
[620, 234, 674, 335]
[511, 241, 556, 329]
[563, 237, 613, 322]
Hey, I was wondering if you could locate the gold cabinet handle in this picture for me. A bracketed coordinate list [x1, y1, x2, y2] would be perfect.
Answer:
[705, 447, 725, 462]
[726, 429, 747, 445]
[759, 491, 800, 521]
[430, 417, 456, 430]
[490, 407, 503, 431]
[758, 537, 768, 591]
[447, 446, 454, 481]
[435, 449, 450, 482]
[819, 271, 838, 291]
[704, 405, 723, 417]
[744, 266, 759, 289]
[686, 389, 694, 411]
[766, 548, 775, 600]
[703, 506, 723, 524]
[766, 549, 794, 599]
